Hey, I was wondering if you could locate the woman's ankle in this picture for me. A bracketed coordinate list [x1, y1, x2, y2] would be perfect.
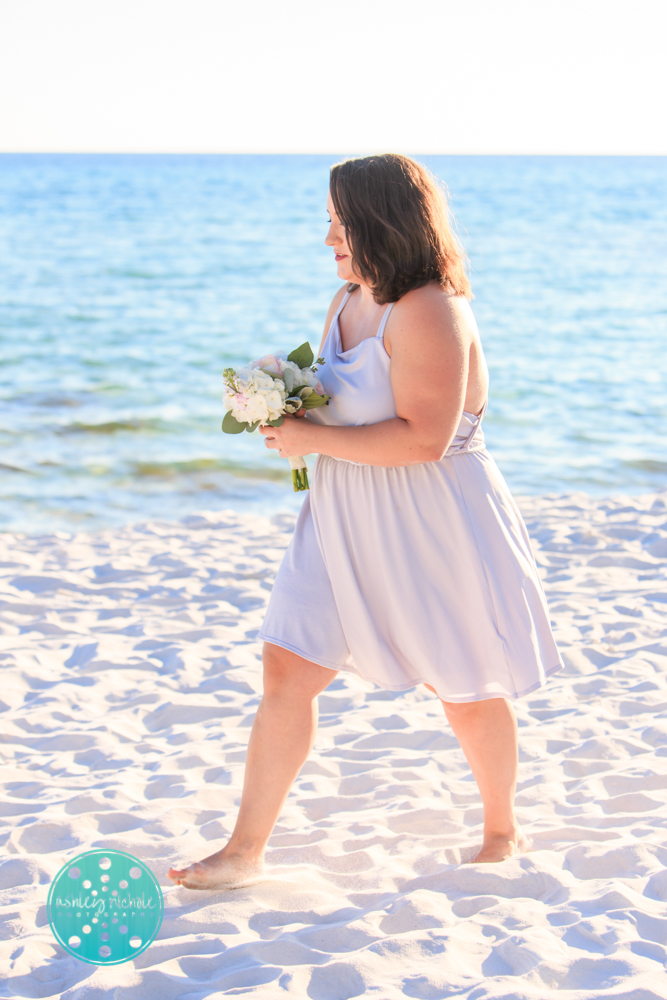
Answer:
[482, 821, 520, 842]
[220, 839, 265, 865]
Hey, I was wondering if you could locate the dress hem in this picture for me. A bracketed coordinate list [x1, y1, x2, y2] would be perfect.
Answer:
[258, 631, 563, 702]
[257, 633, 346, 673]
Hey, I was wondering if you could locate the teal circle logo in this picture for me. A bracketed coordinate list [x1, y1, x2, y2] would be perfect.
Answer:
[47, 849, 163, 965]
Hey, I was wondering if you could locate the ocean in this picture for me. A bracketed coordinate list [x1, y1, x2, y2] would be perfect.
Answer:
[0, 154, 665, 534]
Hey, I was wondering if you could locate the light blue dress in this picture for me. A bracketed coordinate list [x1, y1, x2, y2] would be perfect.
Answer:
[259, 291, 563, 702]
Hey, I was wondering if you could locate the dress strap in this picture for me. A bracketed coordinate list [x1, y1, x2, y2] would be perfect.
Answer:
[335, 289, 352, 319]
[321, 289, 352, 355]
[476, 397, 488, 423]
[461, 398, 488, 450]
[376, 302, 394, 338]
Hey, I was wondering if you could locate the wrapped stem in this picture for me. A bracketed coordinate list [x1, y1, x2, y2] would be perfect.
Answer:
[288, 455, 309, 492]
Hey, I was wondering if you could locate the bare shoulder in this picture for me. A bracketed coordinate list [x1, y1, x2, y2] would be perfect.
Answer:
[324, 284, 349, 325]
[390, 284, 477, 345]
[318, 284, 350, 353]
[393, 282, 475, 333]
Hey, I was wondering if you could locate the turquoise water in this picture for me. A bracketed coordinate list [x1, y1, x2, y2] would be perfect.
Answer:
[1, 154, 665, 534]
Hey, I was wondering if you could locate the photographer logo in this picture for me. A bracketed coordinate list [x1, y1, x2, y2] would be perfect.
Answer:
[47, 849, 163, 965]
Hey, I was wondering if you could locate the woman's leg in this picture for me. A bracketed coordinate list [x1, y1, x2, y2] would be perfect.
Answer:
[168, 643, 337, 888]
[428, 688, 525, 863]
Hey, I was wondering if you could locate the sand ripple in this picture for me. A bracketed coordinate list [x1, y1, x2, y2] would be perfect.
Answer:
[1, 494, 666, 998]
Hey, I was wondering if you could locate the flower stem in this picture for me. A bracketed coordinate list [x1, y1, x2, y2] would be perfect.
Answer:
[291, 468, 310, 492]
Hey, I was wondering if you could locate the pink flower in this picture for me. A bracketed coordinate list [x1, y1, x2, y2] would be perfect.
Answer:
[253, 354, 284, 375]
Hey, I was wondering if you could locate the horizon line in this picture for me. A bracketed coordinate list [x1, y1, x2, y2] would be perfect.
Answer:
[2, 150, 667, 158]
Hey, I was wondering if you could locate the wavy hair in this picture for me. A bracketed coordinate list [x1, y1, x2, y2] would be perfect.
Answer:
[329, 154, 471, 304]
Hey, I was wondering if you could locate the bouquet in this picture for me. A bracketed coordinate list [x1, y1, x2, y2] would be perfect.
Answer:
[222, 342, 329, 491]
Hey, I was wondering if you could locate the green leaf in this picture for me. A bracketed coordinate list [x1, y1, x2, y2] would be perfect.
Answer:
[287, 342, 314, 369]
[245, 420, 260, 433]
[260, 368, 283, 380]
[265, 415, 284, 427]
[301, 393, 330, 409]
[222, 411, 246, 434]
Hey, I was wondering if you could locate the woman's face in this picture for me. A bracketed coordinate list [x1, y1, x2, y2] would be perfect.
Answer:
[325, 192, 357, 283]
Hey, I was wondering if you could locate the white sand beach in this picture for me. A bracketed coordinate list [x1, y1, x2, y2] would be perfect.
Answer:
[1, 489, 667, 999]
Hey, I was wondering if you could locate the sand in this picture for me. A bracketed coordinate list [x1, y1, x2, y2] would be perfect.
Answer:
[1, 490, 666, 999]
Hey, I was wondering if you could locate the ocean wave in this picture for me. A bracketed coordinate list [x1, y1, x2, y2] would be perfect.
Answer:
[129, 457, 289, 481]
[623, 459, 667, 474]
[58, 419, 166, 435]
[0, 462, 31, 474]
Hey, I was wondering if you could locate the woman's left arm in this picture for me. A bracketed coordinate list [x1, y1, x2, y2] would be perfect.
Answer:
[260, 289, 470, 468]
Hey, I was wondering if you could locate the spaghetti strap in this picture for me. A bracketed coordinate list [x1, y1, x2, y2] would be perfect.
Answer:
[376, 302, 394, 338]
[321, 289, 352, 355]
[335, 289, 352, 319]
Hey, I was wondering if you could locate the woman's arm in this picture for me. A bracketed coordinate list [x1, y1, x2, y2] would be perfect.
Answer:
[261, 287, 472, 468]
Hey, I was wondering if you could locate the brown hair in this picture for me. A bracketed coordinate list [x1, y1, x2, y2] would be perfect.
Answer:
[329, 153, 471, 304]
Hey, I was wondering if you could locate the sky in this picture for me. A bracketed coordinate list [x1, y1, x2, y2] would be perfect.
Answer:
[1, 0, 666, 155]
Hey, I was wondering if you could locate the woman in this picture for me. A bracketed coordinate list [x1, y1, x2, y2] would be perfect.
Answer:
[169, 154, 562, 889]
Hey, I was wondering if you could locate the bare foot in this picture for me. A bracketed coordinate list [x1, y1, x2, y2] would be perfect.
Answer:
[168, 849, 264, 890]
[469, 827, 530, 864]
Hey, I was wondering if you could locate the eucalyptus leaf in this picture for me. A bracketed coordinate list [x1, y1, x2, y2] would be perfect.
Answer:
[245, 420, 260, 433]
[222, 411, 246, 434]
[287, 342, 314, 369]
[265, 415, 284, 427]
[301, 393, 329, 409]
[260, 368, 283, 381]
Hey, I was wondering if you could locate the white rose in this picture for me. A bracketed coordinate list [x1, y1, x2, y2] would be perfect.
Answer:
[300, 368, 320, 388]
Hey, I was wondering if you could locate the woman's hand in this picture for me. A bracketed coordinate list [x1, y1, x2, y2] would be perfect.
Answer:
[259, 411, 312, 458]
